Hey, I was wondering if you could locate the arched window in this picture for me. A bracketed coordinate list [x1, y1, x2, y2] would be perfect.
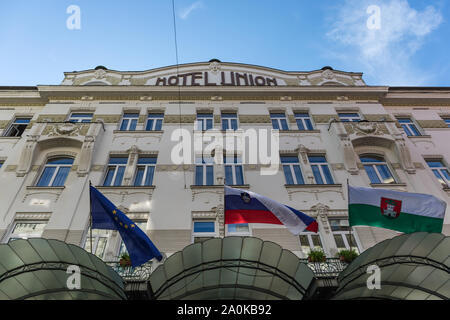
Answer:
[36, 157, 74, 187]
[360, 155, 395, 184]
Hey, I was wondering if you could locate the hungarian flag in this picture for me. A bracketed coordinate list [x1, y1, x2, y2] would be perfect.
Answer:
[348, 185, 446, 233]
[225, 186, 318, 234]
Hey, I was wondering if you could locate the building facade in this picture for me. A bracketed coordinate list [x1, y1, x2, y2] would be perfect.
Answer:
[0, 61, 449, 269]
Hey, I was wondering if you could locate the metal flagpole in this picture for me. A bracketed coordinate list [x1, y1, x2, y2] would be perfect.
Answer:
[347, 178, 354, 251]
[89, 180, 93, 254]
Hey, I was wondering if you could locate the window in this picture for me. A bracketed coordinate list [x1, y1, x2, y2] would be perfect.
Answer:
[120, 113, 139, 131]
[360, 155, 395, 184]
[221, 113, 238, 130]
[338, 113, 361, 122]
[103, 157, 128, 186]
[195, 157, 214, 186]
[36, 157, 74, 187]
[146, 113, 164, 131]
[226, 223, 250, 236]
[270, 113, 289, 130]
[295, 113, 314, 130]
[0, 160, 3, 169]
[299, 232, 323, 255]
[309, 156, 334, 184]
[196, 113, 213, 131]
[118, 221, 147, 256]
[281, 156, 305, 185]
[84, 229, 112, 259]
[329, 218, 359, 253]
[397, 118, 421, 136]
[192, 220, 216, 243]
[224, 156, 244, 185]
[426, 160, 450, 188]
[134, 156, 157, 186]
[7, 221, 47, 242]
[4, 117, 31, 137]
[68, 113, 93, 123]
[442, 118, 450, 128]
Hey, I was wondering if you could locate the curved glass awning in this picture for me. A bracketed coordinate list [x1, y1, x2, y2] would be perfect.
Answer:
[0, 238, 126, 300]
[334, 232, 450, 300]
[148, 236, 315, 300]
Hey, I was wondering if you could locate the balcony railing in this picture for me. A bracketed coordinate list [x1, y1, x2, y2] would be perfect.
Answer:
[106, 261, 153, 282]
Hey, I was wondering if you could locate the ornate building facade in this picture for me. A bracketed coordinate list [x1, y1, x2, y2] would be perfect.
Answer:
[0, 60, 449, 269]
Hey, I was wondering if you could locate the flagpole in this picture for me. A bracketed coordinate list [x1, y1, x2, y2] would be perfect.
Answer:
[347, 178, 354, 251]
[89, 180, 93, 254]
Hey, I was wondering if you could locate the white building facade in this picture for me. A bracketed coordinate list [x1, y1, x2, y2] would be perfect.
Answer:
[0, 61, 449, 266]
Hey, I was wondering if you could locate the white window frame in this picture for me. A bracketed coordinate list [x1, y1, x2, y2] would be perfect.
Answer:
[192, 220, 218, 243]
[443, 118, 450, 128]
[4, 117, 31, 137]
[361, 155, 396, 184]
[196, 114, 214, 131]
[146, 114, 164, 131]
[36, 158, 73, 187]
[83, 229, 112, 260]
[298, 231, 324, 254]
[338, 112, 361, 122]
[426, 159, 450, 188]
[224, 156, 244, 185]
[5, 221, 47, 243]
[294, 113, 314, 130]
[133, 157, 157, 186]
[226, 223, 251, 236]
[309, 155, 335, 185]
[103, 157, 128, 187]
[397, 117, 422, 136]
[270, 113, 289, 130]
[329, 218, 361, 253]
[195, 157, 214, 186]
[68, 112, 93, 123]
[221, 113, 239, 130]
[281, 158, 304, 185]
[119, 113, 139, 131]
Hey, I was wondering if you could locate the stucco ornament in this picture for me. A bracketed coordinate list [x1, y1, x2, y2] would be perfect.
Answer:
[94, 69, 107, 79]
[353, 122, 378, 135]
[209, 61, 221, 74]
[322, 69, 335, 80]
[56, 123, 78, 135]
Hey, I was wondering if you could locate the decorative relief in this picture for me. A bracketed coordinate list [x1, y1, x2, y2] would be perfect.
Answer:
[164, 115, 196, 123]
[310, 203, 331, 233]
[285, 185, 344, 201]
[190, 186, 224, 202]
[15, 212, 52, 220]
[41, 123, 89, 137]
[238, 115, 271, 123]
[94, 69, 107, 79]
[23, 187, 65, 203]
[209, 61, 221, 74]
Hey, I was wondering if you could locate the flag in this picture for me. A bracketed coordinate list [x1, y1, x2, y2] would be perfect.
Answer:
[224, 186, 318, 234]
[89, 185, 163, 267]
[348, 185, 446, 233]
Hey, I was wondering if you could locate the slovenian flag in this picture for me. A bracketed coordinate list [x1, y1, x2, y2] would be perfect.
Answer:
[224, 186, 318, 234]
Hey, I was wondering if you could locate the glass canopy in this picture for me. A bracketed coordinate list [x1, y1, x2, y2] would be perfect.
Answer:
[0, 238, 126, 300]
[333, 232, 449, 300]
[148, 236, 316, 300]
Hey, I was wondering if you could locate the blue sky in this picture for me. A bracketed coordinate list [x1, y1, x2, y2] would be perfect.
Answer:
[0, 0, 448, 86]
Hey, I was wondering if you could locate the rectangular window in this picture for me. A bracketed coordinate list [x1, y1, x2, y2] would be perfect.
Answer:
[120, 113, 139, 131]
[146, 114, 164, 131]
[68, 113, 93, 123]
[426, 159, 450, 188]
[192, 220, 216, 243]
[221, 113, 238, 130]
[134, 156, 157, 186]
[224, 156, 244, 185]
[329, 218, 359, 253]
[360, 156, 395, 184]
[103, 157, 128, 186]
[36, 157, 74, 187]
[195, 157, 214, 186]
[338, 113, 361, 122]
[7, 221, 47, 242]
[226, 223, 250, 236]
[442, 118, 450, 128]
[270, 113, 289, 130]
[4, 117, 31, 137]
[281, 156, 305, 185]
[309, 155, 334, 184]
[84, 229, 112, 260]
[196, 113, 214, 131]
[294, 113, 314, 130]
[397, 118, 421, 136]
[299, 232, 323, 255]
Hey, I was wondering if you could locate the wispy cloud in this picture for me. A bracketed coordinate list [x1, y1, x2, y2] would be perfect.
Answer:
[179, 1, 203, 20]
[326, 0, 443, 85]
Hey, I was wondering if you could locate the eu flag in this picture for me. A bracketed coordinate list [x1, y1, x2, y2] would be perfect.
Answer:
[89, 185, 163, 267]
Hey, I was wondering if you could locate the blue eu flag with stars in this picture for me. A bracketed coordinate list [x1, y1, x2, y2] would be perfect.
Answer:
[89, 185, 163, 267]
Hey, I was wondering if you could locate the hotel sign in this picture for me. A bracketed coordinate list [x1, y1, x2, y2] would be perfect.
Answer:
[150, 71, 280, 86]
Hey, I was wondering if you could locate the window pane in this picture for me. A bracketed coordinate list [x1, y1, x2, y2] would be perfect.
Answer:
[321, 165, 334, 184]
[155, 119, 163, 131]
[235, 165, 244, 185]
[138, 157, 157, 165]
[409, 124, 421, 136]
[308, 156, 327, 163]
[441, 169, 450, 180]
[47, 158, 74, 165]
[296, 119, 305, 131]
[280, 119, 288, 130]
[195, 166, 203, 185]
[129, 119, 137, 131]
[377, 164, 394, 184]
[271, 119, 279, 130]
[222, 119, 228, 130]
[311, 165, 324, 184]
[364, 165, 381, 184]
[114, 166, 125, 186]
[228, 223, 249, 233]
[334, 235, 346, 250]
[120, 119, 129, 131]
[432, 170, 446, 186]
[206, 166, 214, 185]
[283, 165, 294, 185]
[109, 157, 128, 165]
[194, 221, 215, 233]
[145, 119, 154, 131]
[311, 235, 322, 249]
[103, 167, 115, 186]
[13, 222, 46, 234]
[293, 165, 304, 184]
[37, 167, 56, 187]
[52, 166, 71, 186]
[281, 156, 299, 163]
[426, 160, 444, 168]
[144, 166, 155, 186]
[134, 167, 145, 186]
[299, 235, 310, 253]
[231, 119, 238, 130]
[360, 156, 383, 163]
[95, 237, 107, 258]
[206, 119, 213, 130]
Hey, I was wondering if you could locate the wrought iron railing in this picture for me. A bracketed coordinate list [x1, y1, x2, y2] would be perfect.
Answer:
[107, 258, 348, 283]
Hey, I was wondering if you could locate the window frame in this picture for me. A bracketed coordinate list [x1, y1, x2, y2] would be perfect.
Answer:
[224, 156, 244, 186]
[103, 156, 128, 187]
[426, 159, 450, 188]
[329, 218, 361, 253]
[5, 220, 47, 243]
[270, 113, 289, 130]
[192, 220, 218, 243]
[221, 113, 239, 130]
[119, 113, 140, 131]
[397, 117, 422, 136]
[281, 156, 305, 185]
[133, 156, 157, 186]
[36, 157, 74, 187]
[195, 156, 214, 186]
[3, 117, 32, 137]
[83, 228, 112, 260]
[196, 113, 214, 131]
[308, 155, 335, 185]
[226, 223, 251, 236]
[298, 231, 324, 255]
[360, 154, 396, 184]
[146, 113, 164, 131]
[338, 112, 362, 122]
[442, 118, 450, 128]
[294, 112, 314, 130]
[68, 112, 93, 123]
